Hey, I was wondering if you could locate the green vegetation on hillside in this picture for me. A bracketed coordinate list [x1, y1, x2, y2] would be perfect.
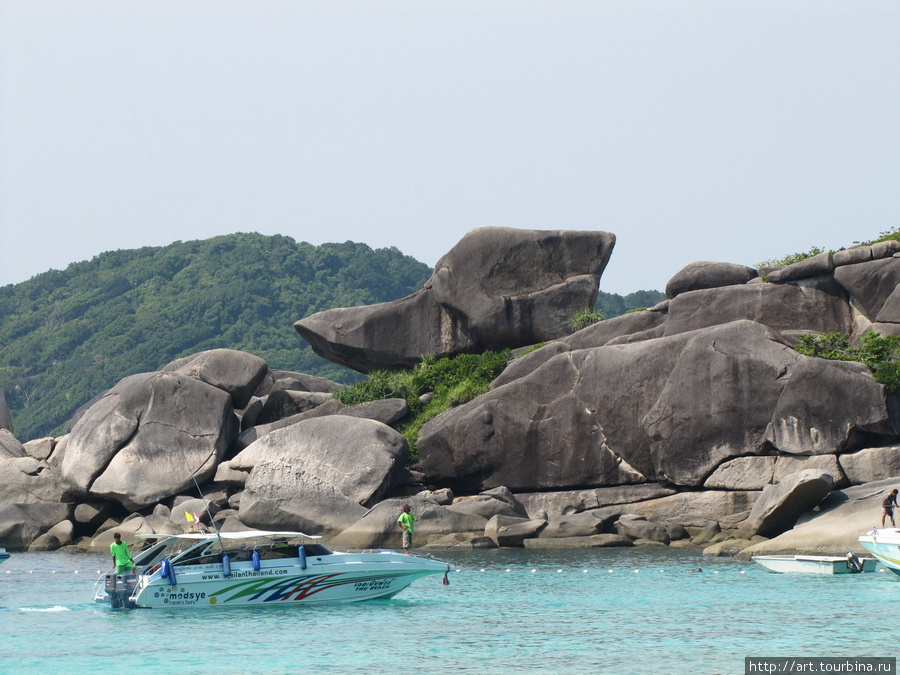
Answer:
[0, 233, 431, 441]
[757, 226, 900, 269]
[333, 350, 511, 458]
[595, 290, 665, 318]
[794, 332, 900, 392]
[758, 246, 826, 269]
[863, 226, 900, 246]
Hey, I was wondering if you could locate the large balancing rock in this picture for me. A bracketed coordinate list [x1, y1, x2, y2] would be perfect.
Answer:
[61, 372, 238, 510]
[294, 227, 616, 373]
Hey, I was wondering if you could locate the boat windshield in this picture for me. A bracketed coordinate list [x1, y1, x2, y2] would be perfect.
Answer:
[168, 537, 332, 566]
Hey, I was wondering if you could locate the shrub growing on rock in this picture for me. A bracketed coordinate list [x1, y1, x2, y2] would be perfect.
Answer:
[333, 350, 511, 457]
[794, 331, 900, 391]
[570, 309, 603, 332]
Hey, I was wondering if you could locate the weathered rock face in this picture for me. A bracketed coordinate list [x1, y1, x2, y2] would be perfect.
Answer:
[839, 446, 900, 485]
[590, 490, 759, 530]
[23, 437, 55, 461]
[665, 261, 758, 299]
[254, 369, 345, 397]
[60, 371, 238, 510]
[0, 503, 72, 550]
[662, 284, 852, 338]
[0, 429, 25, 460]
[445, 494, 523, 520]
[539, 511, 608, 538]
[484, 515, 547, 547]
[28, 520, 75, 551]
[418, 319, 888, 492]
[162, 348, 268, 409]
[739, 469, 835, 538]
[234, 417, 410, 535]
[0, 458, 64, 504]
[834, 255, 900, 320]
[763, 358, 894, 455]
[514, 485, 677, 517]
[562, 309, 668, 351]
[327, 497, 488, 549]
[703, 455, 846, 490]
[294, 227, 616, 373]
[256, 390, 331, 425]
[737, 478, 900, 558]
[614, 514, 670, 543]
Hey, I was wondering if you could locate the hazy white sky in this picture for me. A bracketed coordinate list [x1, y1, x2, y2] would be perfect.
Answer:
[1, 1, 897, 295]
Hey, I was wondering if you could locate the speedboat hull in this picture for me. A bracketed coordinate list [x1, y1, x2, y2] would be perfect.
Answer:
[752, 554, 877, 575]
[92, 531, 450, 608]
[859, 528, 900, 576]
[133, 553, 448, 608]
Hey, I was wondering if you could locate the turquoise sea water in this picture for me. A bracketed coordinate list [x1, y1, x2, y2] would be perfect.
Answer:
[0, 547, 896, 675]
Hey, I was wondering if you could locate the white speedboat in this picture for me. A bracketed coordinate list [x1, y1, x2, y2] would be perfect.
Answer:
[859, 528, 900, 576]
[92, 530, 450, 608]
[752, 553, 877, 575]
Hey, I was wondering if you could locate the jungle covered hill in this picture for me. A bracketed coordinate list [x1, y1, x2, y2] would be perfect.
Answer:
[0, 231, 663, 442]
[0, 233, 432, 441]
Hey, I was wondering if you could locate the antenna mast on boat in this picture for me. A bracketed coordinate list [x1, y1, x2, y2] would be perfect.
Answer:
[175, 439, 226, 550]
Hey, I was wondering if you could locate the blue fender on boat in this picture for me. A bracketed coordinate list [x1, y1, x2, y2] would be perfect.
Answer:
[161, 558, 177, 586]
[298, 545, 307, 570]
[222, 554, 232, 577]
[252, 550, 260, 571]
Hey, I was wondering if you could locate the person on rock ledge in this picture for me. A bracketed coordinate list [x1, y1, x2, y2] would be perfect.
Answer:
[882, 489, 899, 527]
[397, 504, 417, 554]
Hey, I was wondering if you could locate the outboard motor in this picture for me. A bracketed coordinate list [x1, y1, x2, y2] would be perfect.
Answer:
[105, 572, 138, 608]
[846, 552, 864, 573]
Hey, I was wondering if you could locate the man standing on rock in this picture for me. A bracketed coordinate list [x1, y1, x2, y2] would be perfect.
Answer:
[882, 490, 899, 527]
[398, 505, 417, 554]
[110, 532, 135, 575]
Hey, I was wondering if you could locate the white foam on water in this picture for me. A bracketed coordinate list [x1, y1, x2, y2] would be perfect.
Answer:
[19, 606, 71, 612]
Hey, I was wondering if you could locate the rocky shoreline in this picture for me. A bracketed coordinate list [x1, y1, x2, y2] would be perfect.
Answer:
[3, 227, 900, 559]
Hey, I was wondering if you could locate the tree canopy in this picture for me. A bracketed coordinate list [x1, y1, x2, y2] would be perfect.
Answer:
[0, 233, 431, 441]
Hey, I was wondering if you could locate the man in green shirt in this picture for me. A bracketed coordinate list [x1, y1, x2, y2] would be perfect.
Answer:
[397, 505, 416, 553]
[110, 532, 135, 574]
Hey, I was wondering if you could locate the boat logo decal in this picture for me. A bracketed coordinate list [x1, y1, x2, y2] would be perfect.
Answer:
[209, 572, 403, 604]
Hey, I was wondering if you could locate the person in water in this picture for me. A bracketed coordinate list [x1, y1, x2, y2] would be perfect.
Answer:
[110, 532, 135, 574]
[882, 489, 899, 527]
[397, 504, 417, 553]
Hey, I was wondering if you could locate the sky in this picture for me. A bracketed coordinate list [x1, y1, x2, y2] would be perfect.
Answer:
[1, 1, 898, 296]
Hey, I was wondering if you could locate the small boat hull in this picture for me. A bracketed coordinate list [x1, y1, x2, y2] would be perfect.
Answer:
[752, 554, 877, 575]
[859, 529, 900, 576]
[0, 548, 9, 565]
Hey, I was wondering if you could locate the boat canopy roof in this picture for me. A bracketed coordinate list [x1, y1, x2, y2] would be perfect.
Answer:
[135, 530, 321, 541]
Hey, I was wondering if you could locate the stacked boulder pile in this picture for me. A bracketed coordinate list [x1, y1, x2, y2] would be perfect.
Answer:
[2, 227, 900, 558]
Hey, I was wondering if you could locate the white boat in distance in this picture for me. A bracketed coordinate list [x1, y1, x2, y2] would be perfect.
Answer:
[752, 553, 878, 575]
[92, 530, 450, 608]
[859, 528, 900, 576]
